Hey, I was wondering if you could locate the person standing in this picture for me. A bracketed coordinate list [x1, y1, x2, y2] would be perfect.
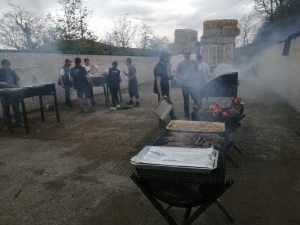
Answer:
[82, 57, 95, 107]
[106, 61, 121, 110]
[196, 54, 211, 84]
[58, 59, 73, 109]
[175, 48, 201, 120]
[196, 54, 210, 107]
[154, 52, 177, 125]
[70, 57, 95, 113]
[123, 58, 140, 107]
[0, 59, 25, 131]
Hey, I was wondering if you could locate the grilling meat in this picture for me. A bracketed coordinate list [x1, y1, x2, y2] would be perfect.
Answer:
[163, 132, 225, 149]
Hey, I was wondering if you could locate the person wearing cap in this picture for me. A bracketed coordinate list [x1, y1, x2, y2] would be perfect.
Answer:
[175, 48, 201, 120]
[105, 61, 121, 110]
[154, 52, 177, 126]
[58, 59, 73, 109]
[0, 59, 25, 131]
[82, 57, 95, 107]
[70, 57, 95, 113]
[123, 58, 140, 107]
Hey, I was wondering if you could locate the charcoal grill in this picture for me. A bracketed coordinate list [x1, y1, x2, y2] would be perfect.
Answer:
[131, 130, 235, 224]
[0, 83, 60, 134]
[196, 72, 245, 154]
[201, 72, 238, 98]
[197, 72, 245, 127]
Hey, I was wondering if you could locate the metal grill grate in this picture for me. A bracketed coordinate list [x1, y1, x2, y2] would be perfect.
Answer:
[111, 125, 270, 184]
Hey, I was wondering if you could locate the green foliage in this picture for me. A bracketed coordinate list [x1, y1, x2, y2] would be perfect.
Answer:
[149, 35, 169, 53]
[102, 15, 137, 48]
[48, 0, 96, 45]
[138, 22, 153, 50]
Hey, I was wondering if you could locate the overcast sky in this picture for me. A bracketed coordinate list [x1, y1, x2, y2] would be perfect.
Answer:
[0, 0, 254, 44]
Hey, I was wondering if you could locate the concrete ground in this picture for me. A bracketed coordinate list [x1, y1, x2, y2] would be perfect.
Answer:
[0, 76, 300, 225]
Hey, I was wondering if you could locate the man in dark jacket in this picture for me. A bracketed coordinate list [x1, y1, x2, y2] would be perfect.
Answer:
[0, 59, 24, 131]
[107, 61, 121, 110]
[70, 57, 95, 113]
[154, 52, 177, 125]
[59, 59, 73, 109]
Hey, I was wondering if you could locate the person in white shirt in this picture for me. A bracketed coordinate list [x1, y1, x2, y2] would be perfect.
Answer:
[196, 54, 210, 82]
[82, 57, 95, 106]
[196, 54, 210, 111]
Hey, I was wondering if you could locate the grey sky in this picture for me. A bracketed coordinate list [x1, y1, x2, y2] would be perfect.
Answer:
[0, 0, 254, 44]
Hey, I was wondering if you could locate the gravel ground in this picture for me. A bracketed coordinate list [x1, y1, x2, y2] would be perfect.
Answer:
[0, 77, 300, 225]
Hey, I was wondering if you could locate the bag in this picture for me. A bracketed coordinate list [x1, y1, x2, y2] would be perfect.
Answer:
[58, 77, 62, 85]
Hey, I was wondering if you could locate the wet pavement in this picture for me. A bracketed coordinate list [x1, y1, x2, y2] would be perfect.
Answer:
[0, 76, 300, 225]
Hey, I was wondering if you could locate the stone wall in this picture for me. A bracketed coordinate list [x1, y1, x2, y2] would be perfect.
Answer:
[0, 52, 157, 117]
[256, 36, 300, 113]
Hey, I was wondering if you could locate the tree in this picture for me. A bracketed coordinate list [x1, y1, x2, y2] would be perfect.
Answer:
[102, 15, 137, 48]
[237, 14, 260, 48]
[254, 0, 300, 21]
[138, 22, 152, 51]
[0, 1, 47, 50]
[149, 35, 169, 52]
[48, 0, 96, 48]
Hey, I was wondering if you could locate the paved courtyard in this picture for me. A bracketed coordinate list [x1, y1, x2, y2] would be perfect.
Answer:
[1, 75, 300, 225]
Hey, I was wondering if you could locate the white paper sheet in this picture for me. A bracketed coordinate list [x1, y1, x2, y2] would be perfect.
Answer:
[131, 146, 217, 169]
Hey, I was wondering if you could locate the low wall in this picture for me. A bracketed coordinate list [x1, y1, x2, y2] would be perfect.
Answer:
[256, 36, 300, 113]
[0, 52, 157, 118]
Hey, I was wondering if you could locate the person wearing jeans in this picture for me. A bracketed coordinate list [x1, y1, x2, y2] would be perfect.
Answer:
[154, 51, 177, 126]
[0, 59, 24, 131]
[175, 48, 201, 120]
[106, 61, 121, 110]
[59, 59, 73, 109]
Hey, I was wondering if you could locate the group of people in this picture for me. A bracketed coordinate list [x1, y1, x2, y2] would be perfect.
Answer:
[58, 57, 140, 112]
[0, 49, 209, 131]
[154, 48, 210, 125]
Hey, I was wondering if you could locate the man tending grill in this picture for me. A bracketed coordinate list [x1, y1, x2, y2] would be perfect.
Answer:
[175, 48, 202, 120]
[0, 59, 25, 131]
[58, 59, 73, 109]
[154, 51, 177, 126]
[70, 57, 95, 113]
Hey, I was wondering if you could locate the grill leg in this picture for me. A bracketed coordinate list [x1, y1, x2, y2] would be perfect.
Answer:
[214, 199, 235, 223]
[103, 85, 108, 107]
[130, 173, 178, 225]
[20, 98, 30, 134]
[165, 205, 173, 212]
[181, 208, 192, 225]
[183, 181, 234, 225]
[6, 101, 14, 133]
[39, 95, 45, 122]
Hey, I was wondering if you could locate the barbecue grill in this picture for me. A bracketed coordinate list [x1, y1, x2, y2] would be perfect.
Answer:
[0, 83, 60, 134]
[201, 72, 238, 98]
[131, 129, 235, 224]
[196, 72, 246, 143]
